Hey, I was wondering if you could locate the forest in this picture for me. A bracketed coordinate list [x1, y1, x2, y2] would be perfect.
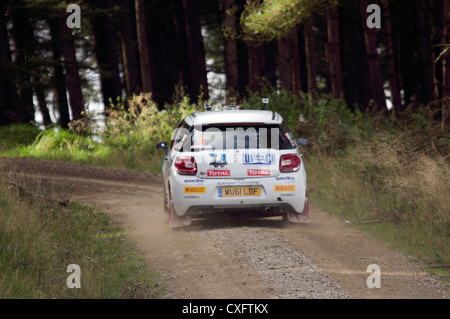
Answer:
[0, 0, 449, 127]
[0, 1, 450, 296]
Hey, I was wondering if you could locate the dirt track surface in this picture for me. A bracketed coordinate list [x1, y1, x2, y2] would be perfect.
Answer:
[2, 156, 448, 299]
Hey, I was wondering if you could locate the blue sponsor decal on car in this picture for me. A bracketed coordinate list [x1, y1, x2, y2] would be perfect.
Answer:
[275, 176, 295, 181]
[184, 179, 204, 183]
[243, 153, 275, 165]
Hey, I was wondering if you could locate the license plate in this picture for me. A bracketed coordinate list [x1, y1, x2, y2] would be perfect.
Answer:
[218, 186, 261, 198]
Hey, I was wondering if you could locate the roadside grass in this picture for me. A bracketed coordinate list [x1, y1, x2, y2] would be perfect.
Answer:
[305, 138, 450, 280]
[0, 174, 165, 298]
[0, 124, 41, 153]
[3, 128, 164, 173]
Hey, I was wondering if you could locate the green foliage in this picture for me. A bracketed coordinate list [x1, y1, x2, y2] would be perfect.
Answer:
[242, 85, 372, 155]
[240, 0, 335, 41]
[0, 124, 41, 153]
[242, 85, 304, 127]
[99, 94, 202, 170]
[4, 94, 203, 172]
[9, 128, 103, 165]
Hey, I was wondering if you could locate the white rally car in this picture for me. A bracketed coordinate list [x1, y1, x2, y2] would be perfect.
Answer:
[156, 105, 309, 227]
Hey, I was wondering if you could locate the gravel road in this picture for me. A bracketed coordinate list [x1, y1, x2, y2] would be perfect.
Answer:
[1, 156, 448, 299]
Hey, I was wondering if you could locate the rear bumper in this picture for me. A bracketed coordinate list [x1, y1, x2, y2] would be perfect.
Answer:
[170, 172, 307, 220]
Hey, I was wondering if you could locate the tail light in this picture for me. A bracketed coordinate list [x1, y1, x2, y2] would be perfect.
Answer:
[175, 156, 197, 175]
[280, 154, 301, 173]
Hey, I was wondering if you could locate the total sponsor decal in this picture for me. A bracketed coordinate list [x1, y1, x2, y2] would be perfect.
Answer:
[184, 187, 206, 193]
[274, 185, 296, 192]
[207, 170, 231, 177]
[247, 169, 270, 176]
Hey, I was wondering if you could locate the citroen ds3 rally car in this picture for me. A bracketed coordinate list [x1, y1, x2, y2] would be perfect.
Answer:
[156, 105, 309, 227]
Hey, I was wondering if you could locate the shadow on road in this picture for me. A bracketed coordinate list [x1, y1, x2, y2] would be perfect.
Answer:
[172, 214, 309, 232]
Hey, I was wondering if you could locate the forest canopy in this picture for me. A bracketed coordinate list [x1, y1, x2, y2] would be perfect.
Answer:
[0, 0, 449, 128]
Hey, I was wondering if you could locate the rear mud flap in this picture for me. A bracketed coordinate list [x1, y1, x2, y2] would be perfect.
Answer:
[169, 214, 192, 228]
[168, 198, 192, 228]
[287, 212, 309, 223]
[287, 194, 310, 224]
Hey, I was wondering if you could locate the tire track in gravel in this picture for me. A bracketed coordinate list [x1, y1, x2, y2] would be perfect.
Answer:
[1, 157, 448, 299]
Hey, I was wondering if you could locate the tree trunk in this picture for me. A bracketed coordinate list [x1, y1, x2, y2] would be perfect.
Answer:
[89, 0, 123, 109]
[145, 0, 179, 107]
[0, 4, 21, 125]
[264, 42, 278, 87]
[338, 2, 369, 111]
[277, 28, 301, 94]
[170, 0, 209, 103]
[326, 6, 344, 98]
[392, 0, 419, 108]
[442, 0, 450, 97]
[120, 0, 142, 97]
[237, 36, 249, 99]
[415, 0, 435, 104]
[0, 3, 7, 124]
[222, 0, 239, 102]
[59, 19, 84, 121]
[247, 42, 265, 93]
[11, 6, 36, 123]
[49, 19, 71, 128]
[381, 0, 402, 115]
[0, 80, 4, 124]
[182, 0, 209, 101]
[135, 0, 152, 93]
[360, 0, 386, 112]
[277, 35, 293, 91]
[290, 28, 302, 95]
[304, 22, 317, 94]
[33, 77, 52, 126]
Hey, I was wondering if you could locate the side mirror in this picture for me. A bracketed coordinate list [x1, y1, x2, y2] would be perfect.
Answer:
[297, 138, 309, 146]
[156, 141, 168, 150]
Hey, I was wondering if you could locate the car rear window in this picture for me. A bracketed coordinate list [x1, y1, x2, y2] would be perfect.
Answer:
[173, 124, 294, 152]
